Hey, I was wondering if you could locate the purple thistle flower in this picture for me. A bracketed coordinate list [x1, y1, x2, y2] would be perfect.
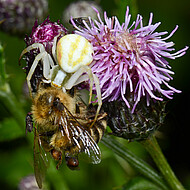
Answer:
[71, 7, 188, 112]
[25, 17, 68, 55]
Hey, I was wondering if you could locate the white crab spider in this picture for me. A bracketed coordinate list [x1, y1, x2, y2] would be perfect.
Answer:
[20, 34, 102, 122]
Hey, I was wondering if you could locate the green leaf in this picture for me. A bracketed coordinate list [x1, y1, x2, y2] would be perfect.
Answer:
[46, 161, 70, 190]
[0, 118, 25, 142]
[0, 144, 33, 189]
[122, 177, 163, 190]
[101, 135, 169, 190]
[0, 43, 6, 86]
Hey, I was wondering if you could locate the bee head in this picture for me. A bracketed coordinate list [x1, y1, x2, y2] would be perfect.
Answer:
[53, 97, 65, 111]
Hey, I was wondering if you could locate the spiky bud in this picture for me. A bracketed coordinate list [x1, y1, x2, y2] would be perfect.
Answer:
[103, 95, 166, 141]
[0, 0, 48, 36]
[62, 1, 102, 29]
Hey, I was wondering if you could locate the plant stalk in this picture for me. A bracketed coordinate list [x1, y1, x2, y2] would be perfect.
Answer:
[102, 135, 169, 190]
[141, 136, 185, 190]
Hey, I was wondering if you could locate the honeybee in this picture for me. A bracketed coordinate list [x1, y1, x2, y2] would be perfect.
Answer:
[26, 84, 107, 189]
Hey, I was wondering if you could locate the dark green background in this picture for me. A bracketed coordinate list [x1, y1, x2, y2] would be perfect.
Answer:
[0, 0, 189, 189]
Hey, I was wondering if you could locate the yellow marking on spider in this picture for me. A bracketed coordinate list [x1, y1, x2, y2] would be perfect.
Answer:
[71, 38, 92, 67]
[56, 34, 93, 73]
[68, 35, 81, 67]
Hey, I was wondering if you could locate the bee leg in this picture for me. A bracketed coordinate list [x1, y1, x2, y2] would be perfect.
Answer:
[25, 112, 33, 135]
[51, 149, 63, 170]
[56, 159, 63, 170]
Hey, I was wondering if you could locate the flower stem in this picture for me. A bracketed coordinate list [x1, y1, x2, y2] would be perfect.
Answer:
[141, 136, 185, 190]
[101, 135, 169, 190]
[0, 88, 26, 128]
[0, 44, 26, 130]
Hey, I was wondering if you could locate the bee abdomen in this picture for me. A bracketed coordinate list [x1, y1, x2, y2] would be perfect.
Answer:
[88, 120, 106, 143]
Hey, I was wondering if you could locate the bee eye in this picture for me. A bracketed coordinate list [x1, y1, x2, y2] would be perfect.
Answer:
[53, 97, 60, 106]
[53, 97, 64, 111]
[76, 104, 80, 114]
[38, 93, 53, 106]
[53, 97, 60, 102]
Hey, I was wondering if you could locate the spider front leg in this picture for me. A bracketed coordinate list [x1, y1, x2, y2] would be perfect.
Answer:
[52, 33, 62, 63]
[65, 65, 93, 103]
[65, 65, 102, 124]
[19, 43, 46, 62]
[20, 43, 53, 96]
[91, 73, 102, 124]
[43, 53, 54, 79]
[27, 51, 51, 97]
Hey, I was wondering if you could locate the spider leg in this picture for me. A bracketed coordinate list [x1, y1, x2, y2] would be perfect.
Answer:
[43, 52, 54, 80]
[76, 66, 102, 122]
[52, 33, 62, 63]
[74, 69, 102, 125]
[27, 51, 48, 97]
[72, 74, 89, 85]
[64, 65, 93, 104]
[82, 66, 94, 104]
[65, 66, 102, 125]
[91, 73, 102, 125]
[19, 43, 45, 62]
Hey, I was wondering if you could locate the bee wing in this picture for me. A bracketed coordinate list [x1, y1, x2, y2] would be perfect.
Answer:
[59, 105, 102, 164]
[69, 124, 101, 164]
[33, 127, 50, 189]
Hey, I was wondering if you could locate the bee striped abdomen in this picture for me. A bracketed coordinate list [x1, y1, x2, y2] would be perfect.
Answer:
[88, 119, 106, 143]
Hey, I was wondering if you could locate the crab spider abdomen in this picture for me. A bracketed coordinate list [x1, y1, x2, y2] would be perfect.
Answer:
[56, 34, 94, 73]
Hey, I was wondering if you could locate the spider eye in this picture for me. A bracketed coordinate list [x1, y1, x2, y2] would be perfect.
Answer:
[56, 34, 94, 73]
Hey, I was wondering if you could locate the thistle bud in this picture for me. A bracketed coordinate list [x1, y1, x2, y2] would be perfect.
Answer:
[103, 95, 166, 141]
[0, 0, 48, 36]
[62, 1, 102, 29]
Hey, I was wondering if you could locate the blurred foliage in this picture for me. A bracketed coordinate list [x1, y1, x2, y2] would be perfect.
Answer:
[122, 177, 163, 190]
[0, 0, 190, 189]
